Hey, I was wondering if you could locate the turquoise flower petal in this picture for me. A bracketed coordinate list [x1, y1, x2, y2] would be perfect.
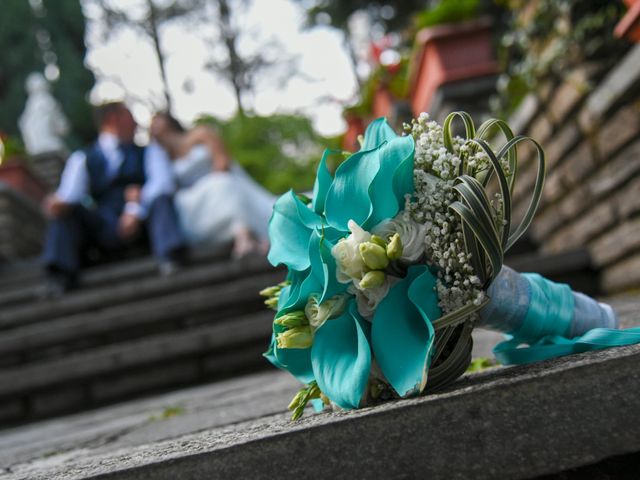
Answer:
[365, 135, 415, 229]
[278, 268, 322, 314]
[324, 118, 415, 231]
[274, 341, 315, 384]
[306, 230, 348, 303]
[324, 146, 380, 230]
[361, 117, 398, 150]
[312, 150, 335, 215]
[372, 266, 440, 397]
[311, 301, 372, 409]
[276, 268, 309, 311]
[393, 145, 416, 207]
[310, 398, 326, 412]
[268, 190, 323, 270]
[407, 267, 440, 389]
[318, 236, 348, 302]
[277, 284, 292, 311]
[278, 231, 346, 314]
[263, 333, 280, 368]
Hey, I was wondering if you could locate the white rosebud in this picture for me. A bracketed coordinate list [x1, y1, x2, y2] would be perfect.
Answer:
[305, 293, 349, 331]
[331, 220, 372, 283]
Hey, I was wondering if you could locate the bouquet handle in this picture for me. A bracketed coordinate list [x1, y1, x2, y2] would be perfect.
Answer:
[479, 266, 640, 365]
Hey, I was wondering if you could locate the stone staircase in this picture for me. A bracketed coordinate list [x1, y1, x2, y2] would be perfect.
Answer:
[0, 245, 635, 478]
[0, 241, 601, 429]
[0, 251, 285, 426]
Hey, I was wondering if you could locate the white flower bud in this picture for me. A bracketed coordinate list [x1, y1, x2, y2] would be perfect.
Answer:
[331, 220, 372, 283]
[373, 215, 427, 264]
[305, 294, 349, 331]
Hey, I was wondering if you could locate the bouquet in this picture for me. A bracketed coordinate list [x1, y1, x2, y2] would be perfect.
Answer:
[261, 112, 640, 420]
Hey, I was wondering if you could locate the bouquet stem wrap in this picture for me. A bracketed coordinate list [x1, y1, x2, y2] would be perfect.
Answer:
[478, 266, 640, 365]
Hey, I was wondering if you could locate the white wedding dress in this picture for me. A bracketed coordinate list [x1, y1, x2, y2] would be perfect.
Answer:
[173, 144, 275, 249]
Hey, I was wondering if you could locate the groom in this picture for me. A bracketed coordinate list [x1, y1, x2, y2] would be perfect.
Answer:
[42, 102, 186, 292]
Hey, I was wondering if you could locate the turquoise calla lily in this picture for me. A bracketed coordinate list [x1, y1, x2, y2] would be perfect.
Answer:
[367, 135, 415, 228]
[268, 230, 347, 384]
[361, 117, 398, 150]
[311, 300, 372, 409]
[267, 190, 323, 271]
[324, 118, 415, 232]
[311, 149, 335, 216]
[307, 230, 348, 303]
[323, 146, 380, 231]
[372, 265, 440, 397]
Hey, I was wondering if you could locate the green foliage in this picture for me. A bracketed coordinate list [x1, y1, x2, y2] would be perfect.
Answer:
[496, 0, 628, 115]
[299, 0, 428, 33]
[414, 0, 481, 30]
[0, 135, 26, 160]
[197, 113, 340, 194]
[148, 405, 185, 421]
[466, 357, 497, 373]
[345, 56, 410, 118]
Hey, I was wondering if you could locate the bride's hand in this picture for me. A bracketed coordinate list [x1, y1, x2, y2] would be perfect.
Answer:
[124, 184, 142, 203]
[118, 212, 141, 240]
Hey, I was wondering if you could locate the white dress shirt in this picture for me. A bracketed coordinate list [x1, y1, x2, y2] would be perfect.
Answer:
[56, 132, 176, 219]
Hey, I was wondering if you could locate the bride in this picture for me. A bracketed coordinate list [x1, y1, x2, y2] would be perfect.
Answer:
[150, 112, 275, 257]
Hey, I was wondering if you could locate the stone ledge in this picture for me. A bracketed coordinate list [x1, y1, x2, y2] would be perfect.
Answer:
[4, 343, 640, 480]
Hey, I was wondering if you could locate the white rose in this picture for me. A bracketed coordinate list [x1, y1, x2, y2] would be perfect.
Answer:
[331, 219, 371, 283]
[305, 294, 349, 331]
[373, 214, 426, 263]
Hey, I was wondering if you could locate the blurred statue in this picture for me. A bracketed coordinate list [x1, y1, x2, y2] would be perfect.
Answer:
[18, 72, 69, 155]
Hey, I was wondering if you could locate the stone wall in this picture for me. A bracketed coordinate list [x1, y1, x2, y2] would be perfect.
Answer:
[0, 184, 45, 261]
[509, 44, 640, 294]
[29, 151, 66, 190]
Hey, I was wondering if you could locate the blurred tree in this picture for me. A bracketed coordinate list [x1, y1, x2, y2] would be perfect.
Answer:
[205, 0, 253, 116]
[87, 0, 201, 113]
[303, 1, 427, 34]
[88, 0, 293, 117]
[199, 112, 341, 193]
[0, 1, 41, 139]
[295, 0, 427, 89]
[0, 0, 96, 148]
[202, 0, 296, 117]
[43, 0, 97, 147]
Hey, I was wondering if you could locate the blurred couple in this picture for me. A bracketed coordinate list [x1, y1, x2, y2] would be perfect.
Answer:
[42, 102, 274, 293]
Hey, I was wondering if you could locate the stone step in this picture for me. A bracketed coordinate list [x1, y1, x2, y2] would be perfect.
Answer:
[0, 259, 42, 286]
[0, 254, 277, 330]
[0, 269, 284, 366]
[0, 310, 274, 425]
[0, 247, 232, 309]
[1, 342, 639, 479]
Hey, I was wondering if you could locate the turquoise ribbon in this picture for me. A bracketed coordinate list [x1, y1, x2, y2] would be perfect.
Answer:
[494, 273, 640, 365]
